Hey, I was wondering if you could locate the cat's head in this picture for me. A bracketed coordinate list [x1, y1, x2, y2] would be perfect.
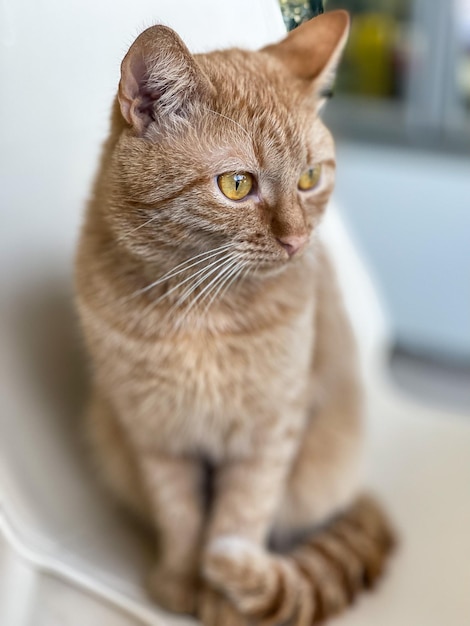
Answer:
[106, 12, 349, 276]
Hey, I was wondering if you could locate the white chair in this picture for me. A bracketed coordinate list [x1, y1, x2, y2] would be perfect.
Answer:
[1, 1, 469, 624]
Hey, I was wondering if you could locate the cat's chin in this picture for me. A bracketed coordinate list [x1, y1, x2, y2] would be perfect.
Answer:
[249, 255, 305, 279]
[251, 264, 287, 279]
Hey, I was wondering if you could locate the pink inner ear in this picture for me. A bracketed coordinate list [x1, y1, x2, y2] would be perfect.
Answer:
[121, 47, 172, 131]
[121, 49, 175, 131]
[119, 52, 151, 127]
[118, 40, 184, 132]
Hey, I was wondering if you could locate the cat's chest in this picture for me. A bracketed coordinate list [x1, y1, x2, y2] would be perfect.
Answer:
[120, 302, 316, 456]
[150, 311, 313, 405]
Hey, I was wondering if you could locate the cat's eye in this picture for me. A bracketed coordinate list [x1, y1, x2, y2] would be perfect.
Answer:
[298, 165, 322, 191]
[217, 172, 253, 201]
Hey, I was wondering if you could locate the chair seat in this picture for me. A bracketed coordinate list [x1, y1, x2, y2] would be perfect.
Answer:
[1, 1, 469, 624]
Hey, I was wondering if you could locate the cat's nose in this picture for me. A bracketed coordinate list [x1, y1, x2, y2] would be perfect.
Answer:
[276, 233, 309, 257]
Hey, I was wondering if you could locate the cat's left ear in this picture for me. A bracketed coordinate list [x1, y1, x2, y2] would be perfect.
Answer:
[262, 10, 350, 109]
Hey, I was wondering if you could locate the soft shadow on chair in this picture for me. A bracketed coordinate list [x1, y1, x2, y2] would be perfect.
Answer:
[12, 272, 89, 434]
[8, 269, 154, 553]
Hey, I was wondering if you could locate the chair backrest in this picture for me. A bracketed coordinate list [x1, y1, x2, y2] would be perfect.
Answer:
[0, 0, 388, 376]
[0, 0, 388, 561]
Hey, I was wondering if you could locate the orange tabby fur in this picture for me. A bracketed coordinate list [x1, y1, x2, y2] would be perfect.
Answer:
[75, 12, 394, 625]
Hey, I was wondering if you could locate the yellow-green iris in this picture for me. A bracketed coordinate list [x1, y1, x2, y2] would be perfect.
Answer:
[298, 165, 321, 191]
[217, 172, 253, 200]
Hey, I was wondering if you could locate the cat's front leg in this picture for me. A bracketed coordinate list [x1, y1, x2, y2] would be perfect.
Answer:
[201, 437, 309, 622]
[138, 453, 206, 615]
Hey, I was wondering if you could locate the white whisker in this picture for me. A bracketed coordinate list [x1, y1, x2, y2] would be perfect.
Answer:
[164, 254, 240, 326]
[124, 214, 160, 237]
[210, 261, 248, 309]
[132, 243, 233, 298]
[178, 256, 242, 323]
[203, 261, 245, 311]
[204, 108, 252, 143]
[150, 251, 237, 307]
[125, 250, 236, 334]
[174, 253, 239, 307]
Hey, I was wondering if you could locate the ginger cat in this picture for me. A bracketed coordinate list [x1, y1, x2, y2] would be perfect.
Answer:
[75, 11, 394, 625]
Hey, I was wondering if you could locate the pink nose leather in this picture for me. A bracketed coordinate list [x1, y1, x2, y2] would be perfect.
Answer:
[276, 233, 309, 257]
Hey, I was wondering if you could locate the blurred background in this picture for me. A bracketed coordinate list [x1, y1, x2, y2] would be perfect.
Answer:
[0, 1, 469, 623]
[282, 0, 470, 412]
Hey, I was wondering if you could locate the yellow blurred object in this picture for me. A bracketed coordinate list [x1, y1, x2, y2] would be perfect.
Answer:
[346, 13, 398, 98]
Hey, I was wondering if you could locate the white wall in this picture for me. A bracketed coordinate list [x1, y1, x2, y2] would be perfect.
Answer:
[0, 0, 284, 287]
[334, 142, 470, 360]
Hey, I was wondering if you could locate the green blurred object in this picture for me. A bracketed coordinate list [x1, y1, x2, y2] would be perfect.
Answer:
[279, 0, 324, 31]
[325, 0, 410, 100]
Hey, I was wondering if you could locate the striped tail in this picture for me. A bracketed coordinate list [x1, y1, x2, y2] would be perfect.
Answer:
[200, 495, 395, 626]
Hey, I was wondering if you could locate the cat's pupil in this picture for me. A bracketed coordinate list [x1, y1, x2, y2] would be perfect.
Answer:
[234, 175, 242, 191]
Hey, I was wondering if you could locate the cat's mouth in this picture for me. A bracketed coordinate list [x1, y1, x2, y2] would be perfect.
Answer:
[241, 249, 308, 278]
[249, 263, 289, 280]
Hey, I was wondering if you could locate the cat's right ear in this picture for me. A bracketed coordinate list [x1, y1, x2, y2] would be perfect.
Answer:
[118, 25, 213, 135]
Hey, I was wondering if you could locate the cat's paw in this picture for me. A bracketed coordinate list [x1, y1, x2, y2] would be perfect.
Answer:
[198, 585, 249, 626]
[203, 536, 275, 612]
[147, 565, 199, 615]
[203, 536, 313, 624]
